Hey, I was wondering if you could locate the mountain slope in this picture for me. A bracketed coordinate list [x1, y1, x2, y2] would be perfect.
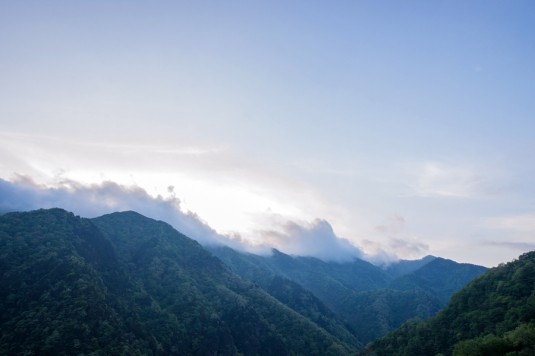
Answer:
[205, 246, 361, 348]
[0, 209, 358, 355]
[210, 246, 486, 344]
[384, 255, 436, 278]
[210, 246, 392, 310]
[389, 257, 487, 304]
[365, 251, 535, 355]
[0, 209, 145, 354]
[94, 211, 360, 354]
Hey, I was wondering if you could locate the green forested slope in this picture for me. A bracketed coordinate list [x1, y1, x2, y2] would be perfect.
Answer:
[0, 209, 147, 354]
[389, 257, 487, 304]
[366, 251, 535, 355]
[384, 255, 436, 278]
[210, 246, 484, 344]
[0, 209, 358, 355]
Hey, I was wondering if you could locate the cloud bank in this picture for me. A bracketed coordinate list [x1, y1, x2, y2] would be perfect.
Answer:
[0, 177, 373, 263]
[258, 218, 365, 262]
[0, 176, 226, 246]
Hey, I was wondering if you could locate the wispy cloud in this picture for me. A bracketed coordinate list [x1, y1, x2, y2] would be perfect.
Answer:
[478, 213, 535, 258]
[0, 132, 226, 176]
[482, 213, 535, 232]
[412, 161, 486, 198]
[362, 215, 430, 264]
[484, 241, 535, 252]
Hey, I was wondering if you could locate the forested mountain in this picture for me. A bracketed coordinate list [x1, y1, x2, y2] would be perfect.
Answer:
[384, 255, 437, 278]
[209, 246, 486, 344]
[389, 257, 487, 304]
[0, 209, 358, 355]
[364, 251, 535, 355]
[0, 208, 492, 354]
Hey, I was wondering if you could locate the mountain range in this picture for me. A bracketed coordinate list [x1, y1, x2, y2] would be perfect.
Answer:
[0, 208, 499, 354]
[209, 245, 486, 344]
[364, 250, 535, 355]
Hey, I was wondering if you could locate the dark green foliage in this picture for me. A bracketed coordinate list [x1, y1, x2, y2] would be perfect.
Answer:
[0, 209, 357, 355]
[261, 275, 361, 348]
[0, 209, 146, 355]
[206, 246, 361, 348]
[366, 251, 535, 356]
[210, 246, 485, 344]
[338, 289, 441, 344]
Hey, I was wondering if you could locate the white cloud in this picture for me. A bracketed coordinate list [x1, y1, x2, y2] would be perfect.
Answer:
[0, 131, 328, 236]
[0, 177, 373, 262]
[257, 216, 365, 262]
[0, 176, 226, 247]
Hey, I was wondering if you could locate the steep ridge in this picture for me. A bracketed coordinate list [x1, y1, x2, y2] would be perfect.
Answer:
[0, 209, 143, 354]
[365, 251, 535, 355]
[210, 246, 391, 310]
[210, 246, 486, 344]
[389, 257, 487, 304]
[206, 246, 361, 348]
[0, 209, 358, 355]
[384, 255, 436, 278]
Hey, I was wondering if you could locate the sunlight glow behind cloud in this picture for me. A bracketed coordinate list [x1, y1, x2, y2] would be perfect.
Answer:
[0, 177, 379, 263]
[1, 1, 535, 267]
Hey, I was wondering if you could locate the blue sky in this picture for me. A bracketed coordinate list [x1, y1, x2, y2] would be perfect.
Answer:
[1, 1, 535, 266]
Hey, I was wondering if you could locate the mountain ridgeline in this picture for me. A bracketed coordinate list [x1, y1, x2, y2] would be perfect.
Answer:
[0, 209, 356, 355]
[0, 208, 493, 354]
[209, 246, 487, 343]
[364, 251, 535, 355]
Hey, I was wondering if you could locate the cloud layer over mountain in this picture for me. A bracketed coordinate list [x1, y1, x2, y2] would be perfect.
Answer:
[0, 177, 369, 262]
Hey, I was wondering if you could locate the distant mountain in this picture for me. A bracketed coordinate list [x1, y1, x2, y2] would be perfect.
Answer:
[0, 209, 358, 355]
[210, 246, 486, 344]
[389, 257, 488, 304]
[384, 255, 437, 278]
[364, 251, 535, 355]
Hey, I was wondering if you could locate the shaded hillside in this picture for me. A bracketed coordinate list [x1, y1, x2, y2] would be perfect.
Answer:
[0, 209, 358, 355]
[210, 246, 392, 310]
[365, 251, 535, 355]
[338, 289, 441, 344]
[389, 257, 487, 304]
[384, 255, 436, 278]
[210, 247, 484, 344]
[263, 275, 361, 348]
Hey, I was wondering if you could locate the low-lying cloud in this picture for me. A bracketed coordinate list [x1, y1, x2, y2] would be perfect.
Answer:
[0, 176, 225, 246]
[258, 218, 365, 262]
[0, 176, 374, 263]
[360, 215, 430, 264]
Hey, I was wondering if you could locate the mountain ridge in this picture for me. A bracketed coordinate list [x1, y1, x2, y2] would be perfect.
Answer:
[364, 251, 535, 355]
[0, 207, 491, 354]
[209, 244, 487, 344]
[0, 208, 358, 355]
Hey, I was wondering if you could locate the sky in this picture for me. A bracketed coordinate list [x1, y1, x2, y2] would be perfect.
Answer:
[1, 1, 535, 267]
